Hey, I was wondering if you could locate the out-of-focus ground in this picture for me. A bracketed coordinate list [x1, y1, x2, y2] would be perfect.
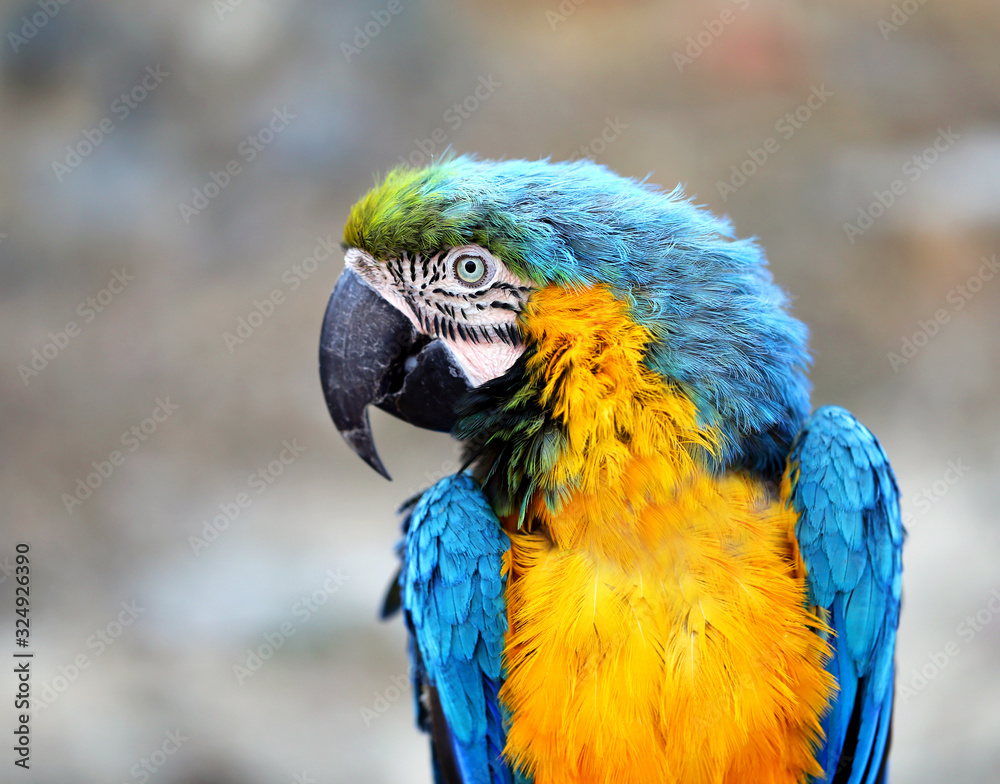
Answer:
[0, 1, 998, 782]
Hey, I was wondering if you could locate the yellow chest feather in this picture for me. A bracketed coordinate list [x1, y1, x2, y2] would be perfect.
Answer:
[501, 465, 832, 784]
[499, 286, 833, 784]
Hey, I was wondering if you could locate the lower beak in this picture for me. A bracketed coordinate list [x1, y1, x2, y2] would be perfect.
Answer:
[319, 268, 472, 479]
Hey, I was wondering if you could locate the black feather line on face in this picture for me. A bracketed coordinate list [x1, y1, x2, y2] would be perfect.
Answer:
[378, 250, 527, 351]
[387, 260, 405, 286]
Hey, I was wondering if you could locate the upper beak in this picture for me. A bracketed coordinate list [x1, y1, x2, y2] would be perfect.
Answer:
[319, 268, 472, 479]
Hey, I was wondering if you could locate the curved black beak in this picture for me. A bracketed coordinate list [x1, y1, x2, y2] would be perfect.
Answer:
[319, 268, 472, 479]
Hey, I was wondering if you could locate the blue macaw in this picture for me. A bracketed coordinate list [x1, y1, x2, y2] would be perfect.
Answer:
[320, 157, 904, 784]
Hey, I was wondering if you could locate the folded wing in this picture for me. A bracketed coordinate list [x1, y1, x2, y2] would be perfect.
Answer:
[401, 474, 522, 784]
[785, 406, 904, 784]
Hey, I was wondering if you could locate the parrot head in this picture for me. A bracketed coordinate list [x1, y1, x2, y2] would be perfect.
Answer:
[321, 156, 810, 490]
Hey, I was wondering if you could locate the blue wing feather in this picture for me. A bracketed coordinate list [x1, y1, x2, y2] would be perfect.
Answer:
[401, 473, 522, 784]
[787, 406, 904, 784]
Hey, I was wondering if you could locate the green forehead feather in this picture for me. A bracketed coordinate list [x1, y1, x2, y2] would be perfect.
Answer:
[343, 160, 530, 276]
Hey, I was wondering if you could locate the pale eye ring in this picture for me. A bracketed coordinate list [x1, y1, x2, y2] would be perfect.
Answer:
[454, 254, 489, 285]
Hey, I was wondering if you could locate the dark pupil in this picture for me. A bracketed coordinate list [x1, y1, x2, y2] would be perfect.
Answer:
[464, 260, 477, 274]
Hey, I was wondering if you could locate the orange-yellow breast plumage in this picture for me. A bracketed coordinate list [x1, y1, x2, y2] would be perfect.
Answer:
[499, 286, 834, 784]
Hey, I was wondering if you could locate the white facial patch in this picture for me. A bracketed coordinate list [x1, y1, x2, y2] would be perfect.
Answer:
[439, 336, 525, 388]
[344, 245, 531, 386]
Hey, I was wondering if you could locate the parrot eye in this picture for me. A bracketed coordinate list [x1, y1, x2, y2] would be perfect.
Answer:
[452, 250, 492, 287]
[457, 256, 485, 282]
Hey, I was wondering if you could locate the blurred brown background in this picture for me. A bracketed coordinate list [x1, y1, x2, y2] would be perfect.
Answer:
[1, 1, 998, 782]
